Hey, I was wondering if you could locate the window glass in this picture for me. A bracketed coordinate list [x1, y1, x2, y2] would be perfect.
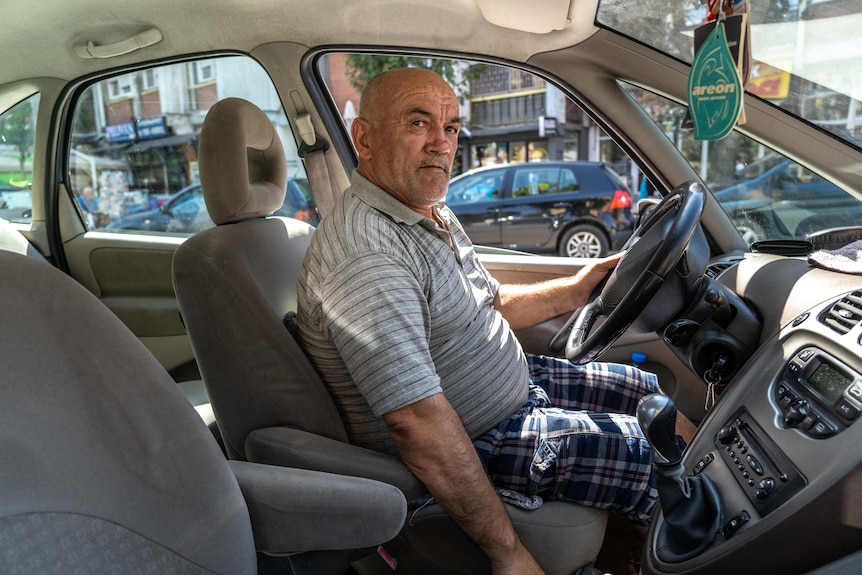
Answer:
[316, 53, 638, 185]
[316, 53, 641, 256]
[446, 171, 503, 205]
[622, 82, 862, 244]
[512, 167, 560, 196]
[68, 55, 315, 234]
[560, 168, 579, 192]
[0, 93, 39, 224]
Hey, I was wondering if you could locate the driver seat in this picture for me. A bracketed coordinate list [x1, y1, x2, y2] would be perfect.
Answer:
[172, 97, 608, 574]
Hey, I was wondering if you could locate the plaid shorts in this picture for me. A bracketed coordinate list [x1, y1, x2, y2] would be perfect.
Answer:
[473, 354, 661, 525]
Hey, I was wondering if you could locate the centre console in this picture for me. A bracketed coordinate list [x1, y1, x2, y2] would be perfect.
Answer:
[641, 297, 862, 575]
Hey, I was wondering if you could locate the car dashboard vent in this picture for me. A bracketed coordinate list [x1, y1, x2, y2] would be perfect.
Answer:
[705, 257, 742, 279]
[821, 292, 862, 335]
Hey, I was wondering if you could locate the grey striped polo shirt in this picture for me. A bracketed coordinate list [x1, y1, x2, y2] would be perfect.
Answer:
[295, 171, 528, 454]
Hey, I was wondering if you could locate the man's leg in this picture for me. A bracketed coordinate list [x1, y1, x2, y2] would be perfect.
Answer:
[474, 389, 658, 525]
[526, 354, 659, 415]
[526, 354, 699, 443]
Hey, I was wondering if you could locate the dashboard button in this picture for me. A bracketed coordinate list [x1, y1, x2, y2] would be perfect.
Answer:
[809, 420, 836, 438]
[836, 398, 860, 421]
[755, 478, 776, 499]
[784, 399, 811, 428]
[747, 454, 764, 476]
[717, 425, 738, 445]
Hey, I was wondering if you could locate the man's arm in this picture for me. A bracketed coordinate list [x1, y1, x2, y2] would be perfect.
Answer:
[493, 253, 622, 331]
[384, 393, 543, 574]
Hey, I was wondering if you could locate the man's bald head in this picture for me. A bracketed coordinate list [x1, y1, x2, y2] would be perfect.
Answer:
[359, 68, 456, 125]
[351, 68, 461, 218]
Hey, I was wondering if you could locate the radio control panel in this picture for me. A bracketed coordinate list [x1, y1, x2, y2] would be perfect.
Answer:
[714, 409, 806, 517]
[775, 347, 862, 438]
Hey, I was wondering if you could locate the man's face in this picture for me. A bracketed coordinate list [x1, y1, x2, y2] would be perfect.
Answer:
[355, 73, 461, 214]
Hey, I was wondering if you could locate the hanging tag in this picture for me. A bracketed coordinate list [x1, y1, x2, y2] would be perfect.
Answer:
[687, 19, 743, 140]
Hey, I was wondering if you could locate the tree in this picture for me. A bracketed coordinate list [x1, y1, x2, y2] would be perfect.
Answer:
[0, 96, 37, 183]
[345, 54, 483, 102]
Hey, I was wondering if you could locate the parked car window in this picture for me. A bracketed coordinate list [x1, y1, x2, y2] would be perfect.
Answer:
[67, 56, 317, 234]
[0, 93, 39, 224]
[560, 168, 579, 193]
[512, 167, 562, 197]
[446, 171, 503, 205]
[622, 82, 862, 245]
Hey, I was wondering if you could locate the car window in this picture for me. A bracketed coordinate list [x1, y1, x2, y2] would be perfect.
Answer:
[622, 82, 862, 244]
[512, 167, 561, 197]
[67, 56, 315, 234]
[447, 171, 504, 205]
[0, 93, 39, 224]
[316, 53, 641, 256]
[316, 53, 639, 183]
[559, 168, 580, 193]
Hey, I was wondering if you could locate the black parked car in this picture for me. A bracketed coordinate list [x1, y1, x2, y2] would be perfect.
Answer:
[445, 161, 634, 258]
[107, 179, 319, 233]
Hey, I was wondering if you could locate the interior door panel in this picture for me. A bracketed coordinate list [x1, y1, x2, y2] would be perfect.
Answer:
[62, 231, 194, 375]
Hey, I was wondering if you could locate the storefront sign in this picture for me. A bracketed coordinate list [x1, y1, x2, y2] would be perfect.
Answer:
[538, 115, 557, 137]
[105, 115, 168, 142]
[748, 62, 791, 100]
[136, 116, 168, 140]
[105, 121, 136, 143]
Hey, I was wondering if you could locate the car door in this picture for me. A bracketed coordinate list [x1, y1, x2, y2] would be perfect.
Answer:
[497, 164, 565, 252]
[56, 55, 306, 383]
[445, 168, 507, 247]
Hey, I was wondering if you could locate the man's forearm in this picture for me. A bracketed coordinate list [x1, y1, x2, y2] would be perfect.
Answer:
[494, 253, 622, 330]
[384, 394, 531, 566]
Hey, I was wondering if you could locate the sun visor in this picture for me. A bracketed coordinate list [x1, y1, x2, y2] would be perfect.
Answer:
[476, 0, 572, 33]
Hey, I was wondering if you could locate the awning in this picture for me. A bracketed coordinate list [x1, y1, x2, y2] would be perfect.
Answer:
[126, 133, 198, 153]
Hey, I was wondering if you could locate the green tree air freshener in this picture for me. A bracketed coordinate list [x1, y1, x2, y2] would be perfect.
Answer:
[687, 18, 743, 141]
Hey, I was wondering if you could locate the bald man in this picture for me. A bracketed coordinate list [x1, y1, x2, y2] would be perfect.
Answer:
[296, 68, 660, 574]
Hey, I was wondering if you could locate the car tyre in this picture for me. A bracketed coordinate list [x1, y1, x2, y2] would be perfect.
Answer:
[559, 224, 609, 258]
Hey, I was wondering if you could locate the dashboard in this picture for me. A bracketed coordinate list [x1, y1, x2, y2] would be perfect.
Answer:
[643, 253, 862, 574]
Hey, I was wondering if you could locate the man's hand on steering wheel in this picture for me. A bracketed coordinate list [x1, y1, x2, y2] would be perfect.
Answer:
[568, 252, 624, 310]
[560, 181, 707, 365]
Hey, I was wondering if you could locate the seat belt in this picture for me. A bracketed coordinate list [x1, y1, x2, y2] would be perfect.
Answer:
[295, 112, 335, 218]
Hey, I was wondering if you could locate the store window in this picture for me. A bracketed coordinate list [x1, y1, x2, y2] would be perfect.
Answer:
[68, 55, 315, 234]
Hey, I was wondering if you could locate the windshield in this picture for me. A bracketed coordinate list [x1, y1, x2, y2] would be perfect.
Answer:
[597, 0, 862, 151]
[601, 0, 862, 244]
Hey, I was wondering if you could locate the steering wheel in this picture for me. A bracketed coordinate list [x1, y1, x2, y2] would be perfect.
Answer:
[564, 181, 707, 364]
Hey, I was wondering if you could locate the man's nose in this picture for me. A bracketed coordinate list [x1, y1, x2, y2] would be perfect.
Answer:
[426, 127, 452, 154]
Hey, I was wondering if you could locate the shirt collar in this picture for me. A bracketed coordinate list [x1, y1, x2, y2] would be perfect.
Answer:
[350, 170, 444, 230]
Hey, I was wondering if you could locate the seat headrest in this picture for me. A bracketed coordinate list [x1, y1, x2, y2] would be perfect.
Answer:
[199, 98, 287, 225]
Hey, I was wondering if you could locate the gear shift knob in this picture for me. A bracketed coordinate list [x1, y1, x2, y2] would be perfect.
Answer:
[637, 393, 722, 562]
[637, 393, 682, 466]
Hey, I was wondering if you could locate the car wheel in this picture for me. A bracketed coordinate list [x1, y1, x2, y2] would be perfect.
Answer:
[559, 224, 609, 258]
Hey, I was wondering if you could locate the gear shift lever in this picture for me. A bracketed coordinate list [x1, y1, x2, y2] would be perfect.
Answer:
[638, 394, 722, 562]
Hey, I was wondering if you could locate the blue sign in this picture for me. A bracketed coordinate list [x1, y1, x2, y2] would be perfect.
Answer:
[136, 116, 168, 140]
[104, 115, 168, 142]
[105, 121, 136, 143]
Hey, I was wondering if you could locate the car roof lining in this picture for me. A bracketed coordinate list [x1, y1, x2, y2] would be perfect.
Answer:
[0, 0, 603, 88]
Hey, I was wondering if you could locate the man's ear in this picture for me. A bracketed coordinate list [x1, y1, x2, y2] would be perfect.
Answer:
[351, 117, 373, 161]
